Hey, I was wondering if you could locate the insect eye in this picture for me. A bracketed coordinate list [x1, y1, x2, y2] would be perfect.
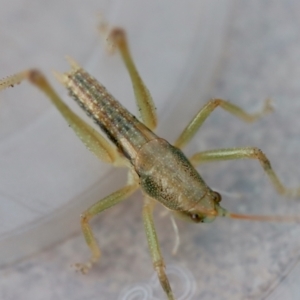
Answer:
[191, 213, 203, 223]
[212, 191, 222, 203]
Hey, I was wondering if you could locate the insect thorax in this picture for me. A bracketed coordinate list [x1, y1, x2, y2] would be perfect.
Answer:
[134, 139, 210, 211]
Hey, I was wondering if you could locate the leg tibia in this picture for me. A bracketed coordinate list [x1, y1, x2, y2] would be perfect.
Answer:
[76, 182, 138, 274]
[107, 28, 157, 130]
[143, 198, 175, 300]
[153, 260, 173, 300]
[175, 98, 273, 149]
[190, 147, 300, 197]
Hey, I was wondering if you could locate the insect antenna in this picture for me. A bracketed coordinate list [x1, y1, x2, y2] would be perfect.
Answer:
[227, 212, 300, 223]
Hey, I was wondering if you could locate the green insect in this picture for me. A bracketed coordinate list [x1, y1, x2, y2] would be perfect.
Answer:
[1, 22, 299, 300]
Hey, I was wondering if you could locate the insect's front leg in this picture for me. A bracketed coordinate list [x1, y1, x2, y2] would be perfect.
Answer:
[76, 176, 138, 274]
[143, 198, 175, 300]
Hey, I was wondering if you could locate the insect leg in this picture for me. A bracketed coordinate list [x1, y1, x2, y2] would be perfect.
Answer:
[107, 28, 157, 130]
[143, 198, 175, 300]
[174, 98, 273, 149]
[170, 214, 180, 256]
[0, 70, 119, 164]
[76, 177, 138, 274]
[190, 147, 300, 197]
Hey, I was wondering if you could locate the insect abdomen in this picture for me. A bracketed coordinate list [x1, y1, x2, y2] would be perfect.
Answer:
[62, 64, 156, 162]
